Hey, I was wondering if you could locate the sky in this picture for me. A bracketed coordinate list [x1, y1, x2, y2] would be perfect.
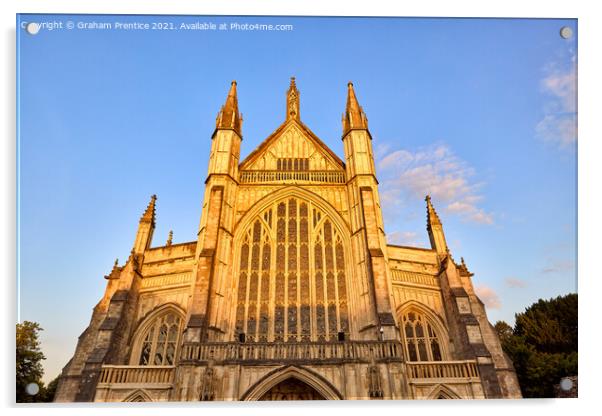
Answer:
[17, 14, 577, 383]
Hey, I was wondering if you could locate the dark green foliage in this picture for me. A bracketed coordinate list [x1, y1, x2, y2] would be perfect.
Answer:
[16, 321, 45, 403]
[514, 293, 578, 354]
[493, 321, 513, 345]
[39, 376, 60, 402]
[494, 293, 578, 398]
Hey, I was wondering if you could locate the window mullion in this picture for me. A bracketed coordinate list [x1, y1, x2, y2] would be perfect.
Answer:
[149, 322, 159, 364]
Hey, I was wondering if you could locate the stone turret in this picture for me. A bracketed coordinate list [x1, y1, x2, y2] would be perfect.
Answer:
[187, 80, 244, 343]
[215, 81, 242, 136]
[342, 81, 398, 341]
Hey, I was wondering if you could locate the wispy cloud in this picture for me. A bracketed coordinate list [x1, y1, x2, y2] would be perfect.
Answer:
[535, 55, 577, 149]
[504, 277, 527, 288]
[541, 259, 574, 274]
[387, 230, 419, 246]
[376, 143, 493, 225]
[536, 114, 576, 148]
[475, 285, 502, 309]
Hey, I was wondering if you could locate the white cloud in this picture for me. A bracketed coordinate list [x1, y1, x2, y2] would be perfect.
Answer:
[536, 58, 577, 148]
[467, 210, 494, 225]
[504, 277, 527, 288]
[377, 143, 493, 225]
[542, 64, 576, 113]
[447, 201, 493, 225]
[474, 285, 502, 310]
[446, 201, 475, 213]
[536, 114, 576, 148]
[379, 149, 414, 170]
[387, 230, 419, 246]
[374, 143, 392, 161]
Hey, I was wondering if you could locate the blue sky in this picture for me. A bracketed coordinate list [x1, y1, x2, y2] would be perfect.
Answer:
[17, 15, 577, 382]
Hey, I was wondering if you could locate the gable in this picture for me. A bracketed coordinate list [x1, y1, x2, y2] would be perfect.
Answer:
[239, 120, 345, 171]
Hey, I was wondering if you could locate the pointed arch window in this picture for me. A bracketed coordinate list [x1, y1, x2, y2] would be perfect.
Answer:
[401, 311, 443, 362]
[235, 197, 349, 342]
[135, 310, 183, 366]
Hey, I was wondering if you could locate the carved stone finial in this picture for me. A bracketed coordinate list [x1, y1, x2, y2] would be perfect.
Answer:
[104, 258, 122, 280]
[166, 230, 173, 246]
[458, 256, 474, 277]
[286, 76, 300, 121]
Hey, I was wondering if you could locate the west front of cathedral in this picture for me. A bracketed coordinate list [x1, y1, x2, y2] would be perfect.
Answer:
[54, 79, 522, 401]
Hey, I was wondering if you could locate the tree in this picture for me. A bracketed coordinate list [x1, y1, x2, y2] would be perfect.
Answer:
[16, 321, 46, 403]
[40, 376, 60, 402]
[494, 293, 578, 398]
[514, 293, 577, 354]
[493, 321, 513, 345]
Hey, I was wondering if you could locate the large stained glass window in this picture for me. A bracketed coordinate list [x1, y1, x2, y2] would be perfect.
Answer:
[236, 198, 349, 342]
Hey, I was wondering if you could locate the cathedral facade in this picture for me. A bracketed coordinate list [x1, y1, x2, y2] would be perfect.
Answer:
[54, 79, 521, 402]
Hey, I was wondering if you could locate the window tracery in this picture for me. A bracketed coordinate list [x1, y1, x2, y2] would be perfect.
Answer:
[401, 311, 443, 362]
[135, 310, 183, 366]
[236, 198, 349, 342]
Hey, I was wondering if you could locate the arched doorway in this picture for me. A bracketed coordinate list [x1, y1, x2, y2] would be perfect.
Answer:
[258, 377, 326, 401]
[427, 384, 461, 399]
[241, 366, 342, 400]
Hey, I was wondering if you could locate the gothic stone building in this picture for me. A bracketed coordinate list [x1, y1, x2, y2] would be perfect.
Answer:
[54, 79, 521, 402]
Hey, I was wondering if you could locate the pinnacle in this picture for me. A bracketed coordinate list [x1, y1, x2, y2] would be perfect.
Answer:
[286, 76, 300, 121]
[426, 194, 442, 229]
[140, 194, 157, 226]
[216, 80, 242, 135]
[343, 81, 368, 135]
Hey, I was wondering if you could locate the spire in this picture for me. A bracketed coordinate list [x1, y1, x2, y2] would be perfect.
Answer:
[132, 195, 157, 254]
[342, 82, 368, 135]
[166, 230, 173, 246]
[216, 80, 242, 135]
[426, 195, 448, 254]
[140, 194, 157, 227]
[286, 77, 300, 121]
[425, 195, 442, 230]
